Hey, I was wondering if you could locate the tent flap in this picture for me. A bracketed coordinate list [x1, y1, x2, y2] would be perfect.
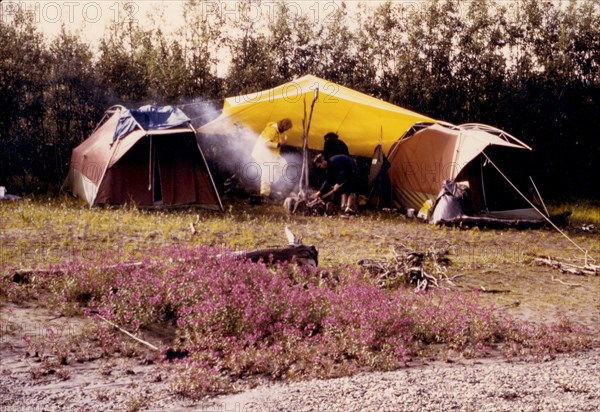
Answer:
[114, 105, 191, 141]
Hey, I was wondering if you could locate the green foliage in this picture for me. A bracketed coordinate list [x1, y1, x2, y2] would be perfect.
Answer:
[45, 28, 107, 184]
[0, 0, 598, 198]
[222, 0, 276, 94]
[179, 0, 224, 99]
[0, 10, 48, 189]
[313, 2, 359, 86]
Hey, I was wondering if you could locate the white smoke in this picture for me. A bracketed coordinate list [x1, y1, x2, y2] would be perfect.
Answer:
[182, 100, 303, 197]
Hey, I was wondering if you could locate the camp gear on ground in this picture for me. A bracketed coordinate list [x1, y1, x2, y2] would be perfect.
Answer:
[417, 199, 434, 221]
[345, 193, 358, 215]
[430, 180, 472, 224]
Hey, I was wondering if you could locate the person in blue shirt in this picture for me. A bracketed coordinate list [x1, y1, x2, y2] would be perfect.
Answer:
[313, 153, 358, 215]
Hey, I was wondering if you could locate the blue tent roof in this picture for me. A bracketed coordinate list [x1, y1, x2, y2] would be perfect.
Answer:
[113, 105, 191, 141]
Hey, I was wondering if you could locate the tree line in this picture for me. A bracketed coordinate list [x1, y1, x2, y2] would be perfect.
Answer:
[0, 0, 598, 199]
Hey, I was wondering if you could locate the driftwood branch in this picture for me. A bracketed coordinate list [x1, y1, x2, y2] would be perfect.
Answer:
[479, 286, 511, 294]
[227, 245, 319, 266]
[551, 276, 582, 288]
[97, 315, 159, 352]
[10, 242, 319, 285]
[526, 253, 599, 276]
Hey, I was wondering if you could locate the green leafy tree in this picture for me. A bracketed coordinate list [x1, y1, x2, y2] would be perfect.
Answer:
[96, 18, 150, 104]
[453, 0, 508, 123]
[266, 1, 322, 81]
[224, 1, 277, 94]
[287, 14, 322, 78]
[393, 0, 462, 119]
[180, 0, 224, 100]
[45, 27, 107, 187]
[266, 1, 295, 83]
[141, 28, 188, 104]
[503, 0, 600, 198]
[313, 2, 359, 87]
[0, 10, 48, 191]
[354, 2, 406, 100]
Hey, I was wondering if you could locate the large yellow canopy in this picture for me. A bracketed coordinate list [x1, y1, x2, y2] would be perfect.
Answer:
[198, 74, 435, 158]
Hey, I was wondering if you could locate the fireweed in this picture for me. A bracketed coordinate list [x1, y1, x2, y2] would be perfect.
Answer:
[2, 245, 591, 396]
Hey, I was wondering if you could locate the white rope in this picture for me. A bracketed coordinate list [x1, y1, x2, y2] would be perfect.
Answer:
[482, 152, 593, 265]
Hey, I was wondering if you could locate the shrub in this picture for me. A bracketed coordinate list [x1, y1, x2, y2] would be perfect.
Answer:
[6, 245, 592, 396]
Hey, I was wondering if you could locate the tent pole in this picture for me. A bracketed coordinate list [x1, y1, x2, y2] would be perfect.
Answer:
[148, 136, 153, 191]
[480, 157, 488, 213]
[460, 123, 532, 150]
[299, 88, 319, 198]
[90, 106, 129, 207]
[529, 176, 549, 216]
[483, 152, 593, 263]
[299, 97, 308, 198]
[193, 125, 224, 211]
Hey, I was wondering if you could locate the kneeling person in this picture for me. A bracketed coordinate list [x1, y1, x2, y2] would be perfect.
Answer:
[313, 154, 358, 215]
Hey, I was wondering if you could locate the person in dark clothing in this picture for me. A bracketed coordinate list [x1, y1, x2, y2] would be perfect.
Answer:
[313, 153, 358, 215]
[316, 132, 350, 196]
[322, 132, 349, 159]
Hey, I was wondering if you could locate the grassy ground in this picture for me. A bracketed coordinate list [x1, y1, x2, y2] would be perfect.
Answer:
[2, 195, 598, 329]
[0, 195, 599, 398]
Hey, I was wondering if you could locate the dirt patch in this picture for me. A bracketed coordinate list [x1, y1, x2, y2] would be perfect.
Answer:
[0, 303, 203, 411]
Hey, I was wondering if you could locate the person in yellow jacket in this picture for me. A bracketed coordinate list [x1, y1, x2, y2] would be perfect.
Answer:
[251, 118, 293, 199]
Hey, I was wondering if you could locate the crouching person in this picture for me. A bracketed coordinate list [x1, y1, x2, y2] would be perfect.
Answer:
[312, 153, 358, 215]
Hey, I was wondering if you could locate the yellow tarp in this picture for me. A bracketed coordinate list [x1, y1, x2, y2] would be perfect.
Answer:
[198, 74, 435, 158]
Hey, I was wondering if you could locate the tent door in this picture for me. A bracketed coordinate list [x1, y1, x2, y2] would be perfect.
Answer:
[479, 157, 488, 212]
[152, 140, 163, 205]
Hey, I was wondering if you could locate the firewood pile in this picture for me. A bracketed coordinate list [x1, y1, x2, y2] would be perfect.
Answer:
[358, 244, 456, 292]
[283, 196, 336, 216]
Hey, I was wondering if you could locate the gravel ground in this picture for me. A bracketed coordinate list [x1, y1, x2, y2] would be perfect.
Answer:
[2, 286, 599, 412]
[203, 349, 600, 412]
[2, 347, 598, 411]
